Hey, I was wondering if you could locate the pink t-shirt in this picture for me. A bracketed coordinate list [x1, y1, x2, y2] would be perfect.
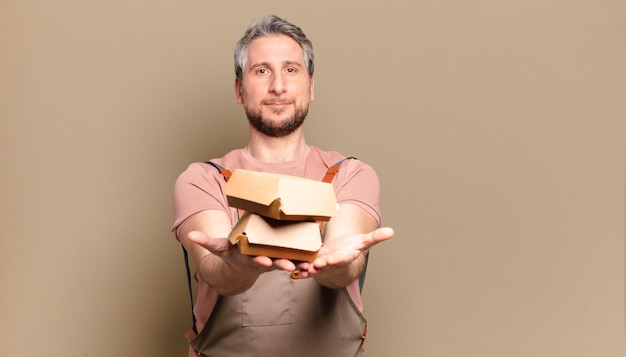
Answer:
[172, 145, 381, 332]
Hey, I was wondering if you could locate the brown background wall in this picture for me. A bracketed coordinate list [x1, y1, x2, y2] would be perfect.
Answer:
[1, 1, 624, 356]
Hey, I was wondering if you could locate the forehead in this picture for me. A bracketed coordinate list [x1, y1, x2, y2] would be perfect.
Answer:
[246, 34, 305, 66]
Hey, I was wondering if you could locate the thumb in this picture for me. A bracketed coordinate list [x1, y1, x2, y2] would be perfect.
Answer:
[365, 227, 395, 246]
[187, 231, 231, 255]
[187, 230, 210, 246]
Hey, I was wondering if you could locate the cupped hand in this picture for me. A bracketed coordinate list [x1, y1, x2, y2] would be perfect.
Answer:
[187, 230, 297, 273]
[297, 227, 394, 278]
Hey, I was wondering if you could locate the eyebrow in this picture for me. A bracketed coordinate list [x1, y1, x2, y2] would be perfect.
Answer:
[249, 60, 304, 70]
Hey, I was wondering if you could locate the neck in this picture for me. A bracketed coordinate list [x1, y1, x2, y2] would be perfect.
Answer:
[246, 127, 307, 163]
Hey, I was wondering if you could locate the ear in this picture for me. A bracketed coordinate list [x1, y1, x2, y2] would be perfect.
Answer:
[234, 78, 243, 104]
[309, 75, 315, 102]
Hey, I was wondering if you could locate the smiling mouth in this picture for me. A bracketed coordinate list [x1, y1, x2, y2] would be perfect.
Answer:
[264, 102, 293, 114]
[262, 98, 294, 106]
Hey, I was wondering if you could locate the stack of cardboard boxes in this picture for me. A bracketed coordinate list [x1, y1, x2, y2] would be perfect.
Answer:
[224, 169, 339, 262]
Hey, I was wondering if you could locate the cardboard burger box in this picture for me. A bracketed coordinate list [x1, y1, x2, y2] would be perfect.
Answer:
[224, 169, 339, 221]
[225, 169, 339, 261]
[228, 212, 323, 262]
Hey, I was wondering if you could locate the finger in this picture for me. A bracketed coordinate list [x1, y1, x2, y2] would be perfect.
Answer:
[187, 231, 231, 254]
[310, 227, 394, 271]
[251, 255, 275, 268]
[295, 270, 311, 278]
[310, 255, 331, 271]
[293, 262, 311, 277]
[296, 261, 311, 271]
[362, 227, 395, 247]
[272, 258, 296, 272]
[306, 263, 321, 275]
[187, 230, 208, 244]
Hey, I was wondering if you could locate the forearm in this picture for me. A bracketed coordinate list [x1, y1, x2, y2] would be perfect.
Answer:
[179, 210, 261, 296]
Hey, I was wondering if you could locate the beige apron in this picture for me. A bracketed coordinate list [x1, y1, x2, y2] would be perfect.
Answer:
[185, 158, 366, 356]
[188, 271, 367, 356]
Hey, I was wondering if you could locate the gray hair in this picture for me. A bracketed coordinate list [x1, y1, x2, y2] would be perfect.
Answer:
[234, 15, 314, 80]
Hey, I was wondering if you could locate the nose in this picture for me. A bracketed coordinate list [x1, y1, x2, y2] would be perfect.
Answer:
[269, 72, 286, 95]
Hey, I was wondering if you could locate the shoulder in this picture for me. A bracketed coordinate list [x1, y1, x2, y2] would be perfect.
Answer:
[307, 146, 379, 190]
[176, 161, 221, 182]
[175, 149, 245, 189]
[314, 147, 377, 175]
[176, 148, 247, 179]
[338, 159, 379, 187]
[309, 146, 353, 167]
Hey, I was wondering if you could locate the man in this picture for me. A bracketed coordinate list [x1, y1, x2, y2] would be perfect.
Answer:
[172, 15, 394, 356]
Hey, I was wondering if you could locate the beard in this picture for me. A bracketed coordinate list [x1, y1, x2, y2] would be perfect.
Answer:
[244, 100, 309, 138]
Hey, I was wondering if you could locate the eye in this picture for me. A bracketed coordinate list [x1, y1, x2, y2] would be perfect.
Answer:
[285, 67, 298, 74]
[256, 68, 269, 75]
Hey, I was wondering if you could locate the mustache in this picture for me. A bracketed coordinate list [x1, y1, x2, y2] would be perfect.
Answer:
[262, 98, 295, 105]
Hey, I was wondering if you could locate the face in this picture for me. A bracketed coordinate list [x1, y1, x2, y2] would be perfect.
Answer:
[235, 34, 315, 137]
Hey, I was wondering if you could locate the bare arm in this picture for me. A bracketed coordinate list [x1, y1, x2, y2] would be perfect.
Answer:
[178, 210, 297, 296]
[298, 203, 394, 288]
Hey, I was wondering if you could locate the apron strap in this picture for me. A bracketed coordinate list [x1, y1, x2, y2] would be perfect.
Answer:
[204, 161, 232, 181]
[322, 157, 356, 183]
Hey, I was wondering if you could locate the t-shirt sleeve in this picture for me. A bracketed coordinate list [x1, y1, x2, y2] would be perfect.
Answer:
[333, 160, 382, 226]
[171, 163, 230, 238]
